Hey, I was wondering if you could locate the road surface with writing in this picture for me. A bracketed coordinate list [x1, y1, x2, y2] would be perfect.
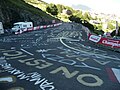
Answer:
[0, 22, 120, 90]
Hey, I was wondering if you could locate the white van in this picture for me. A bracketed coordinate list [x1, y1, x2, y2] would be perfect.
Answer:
[12, 22, 33, 32]
[0, 22, 4, 34]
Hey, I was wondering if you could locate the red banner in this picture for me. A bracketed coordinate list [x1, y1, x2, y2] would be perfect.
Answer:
[98, 38, 120, 48]
[88, 33, 120, 48]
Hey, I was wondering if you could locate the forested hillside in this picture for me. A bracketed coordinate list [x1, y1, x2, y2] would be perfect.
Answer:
[0, 0, 58, 28]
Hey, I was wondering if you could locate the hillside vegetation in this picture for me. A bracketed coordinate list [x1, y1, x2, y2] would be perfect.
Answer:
[25, 0, 120, 36]
[0, 0, 58, 28]
[0, 0, 119, 36]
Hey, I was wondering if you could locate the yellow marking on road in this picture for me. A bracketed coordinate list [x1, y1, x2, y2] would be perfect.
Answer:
[94, 59, 111, 65]
[2, 50, 15, 52]
[7, 87, 24, 90]
[18, 58, 34, 63]
[3, 51, 23, 56]
[50, 66, 79, 78]
[0, 49, 5, 51]
[76, 57, 90, 62]
[77, 74, 103, 87]
[6, 55, 27, 60]
[36, 60, 53, 69]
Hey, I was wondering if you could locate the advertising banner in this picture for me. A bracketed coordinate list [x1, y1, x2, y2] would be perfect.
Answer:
[88, 33, 120, 48]
[98, 38, 120, 48]
[89, 34, 101, 43]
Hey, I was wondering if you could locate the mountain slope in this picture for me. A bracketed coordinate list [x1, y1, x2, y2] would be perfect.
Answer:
[0, 0, 58, 28]
[24, 0, 48, 11]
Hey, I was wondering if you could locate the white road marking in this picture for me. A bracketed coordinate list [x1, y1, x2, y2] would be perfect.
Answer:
[112, 68, 120, 83]
[0, 77, 13, 82]
[60, 37, 120, 61]
[21, 48, 34, 56]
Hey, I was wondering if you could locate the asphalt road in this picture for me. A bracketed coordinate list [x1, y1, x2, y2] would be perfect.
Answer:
[0, 22, 120, 90]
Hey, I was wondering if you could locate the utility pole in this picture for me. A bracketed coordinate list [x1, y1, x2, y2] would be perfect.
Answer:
[0, 22, 4, 34]
[115, 21, 119, 36]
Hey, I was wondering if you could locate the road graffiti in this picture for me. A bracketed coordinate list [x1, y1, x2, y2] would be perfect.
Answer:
[50, 66, 79, 78]
[0, 49, 27, 60]
[56, 31, 84, 41]
[60, 37, 120, 61]
[93, 59, 111, 65]
[21, 48, 34, 56]
[42, 53, 101, 70]
[0, 37, 34, 43]
[19, 59, 53, 70]
[0, 22, 120, 89]
[3, 50, 23, 56]
[0, 48, 104, 87]
[7, 87, 24, 90]
[1, 47, 119, 71]
[0, 76, 24, 90]
[50, 66, 103, 87]
[36, 49, 56, 53]
[58, 46, 119, 67]
[47, 38, 60, 43]
[0, 76, 16, 83]
[77, 74, 103, 87]
[0, 58, 25, 90]
[0, 60, 55, 90]
[18, 57, 103, 87]
[70, 42, 107, 55]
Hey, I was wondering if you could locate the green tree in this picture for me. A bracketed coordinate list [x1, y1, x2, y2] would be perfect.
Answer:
[82, 12, 92, 21]
[94, 30, 104, 35]
[46, 3, 58, 16]
[107, 22, 115, 30]
[82, 20, 94, 31]
[111, 27, 120, 36]
[69, 15, 82, 23]
[75, 10, 83, 18]
[65, 6, 74, 13]
[97, 24, 102, 30]
[69, 15, 76, 21]
[56, 4, 63, 13]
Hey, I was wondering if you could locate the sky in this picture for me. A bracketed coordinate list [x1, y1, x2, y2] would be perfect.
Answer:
[43, 0, 120, 15]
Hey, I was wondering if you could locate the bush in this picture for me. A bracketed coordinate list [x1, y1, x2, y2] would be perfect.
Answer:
[69, 15, 82, 23]
[94, 30, 104, 35]
[46, 3, 58, 16]
[82, 20, 94, 32]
